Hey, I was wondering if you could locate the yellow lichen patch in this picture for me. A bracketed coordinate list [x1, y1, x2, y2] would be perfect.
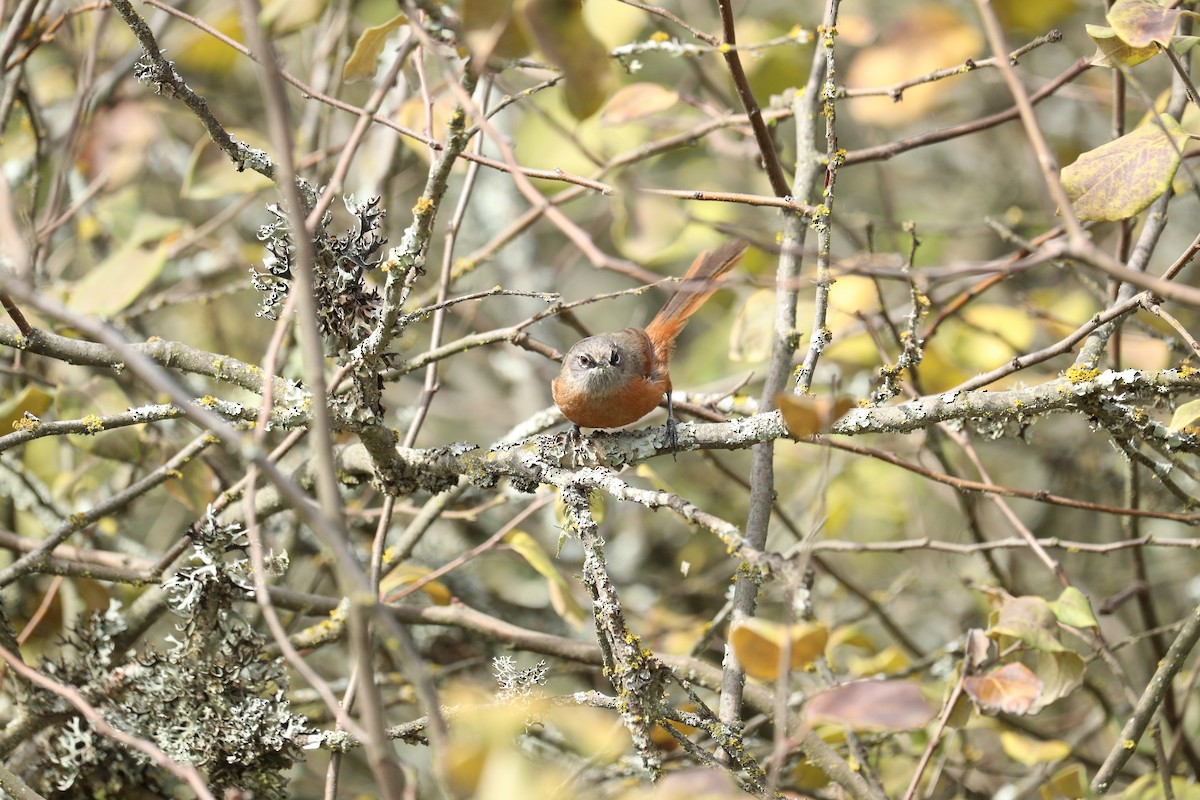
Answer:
[12, 414, 39, 432]
[1064, 364, 1100, 384]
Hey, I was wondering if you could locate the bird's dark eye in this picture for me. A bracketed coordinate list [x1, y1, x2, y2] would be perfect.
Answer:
[609, 349, 621, 366]
[577, 354, 592, 368]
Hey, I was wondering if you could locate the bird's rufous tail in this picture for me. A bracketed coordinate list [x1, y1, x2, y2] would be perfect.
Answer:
[645, 239, 748, 362]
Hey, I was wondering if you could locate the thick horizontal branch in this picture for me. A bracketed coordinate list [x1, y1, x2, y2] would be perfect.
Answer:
[0, 323, 306, 404]
[204, 367, 1200, 532]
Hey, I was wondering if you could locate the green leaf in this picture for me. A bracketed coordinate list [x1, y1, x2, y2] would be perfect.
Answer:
[504, 530, 587, 628]
[1061, 113, 1187, 221]
[68, 242, 169, 317]
[1048, 587, 1098, 628]
[1107, 0, 1181, 48]
[1170, 35, 1200, 56]
[522, 0, 615, 120]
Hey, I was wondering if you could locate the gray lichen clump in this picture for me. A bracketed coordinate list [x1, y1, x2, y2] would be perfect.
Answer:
[33, 509, 310, 798]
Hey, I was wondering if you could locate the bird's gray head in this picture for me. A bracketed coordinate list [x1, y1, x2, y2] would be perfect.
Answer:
[556, 330, 647, 397]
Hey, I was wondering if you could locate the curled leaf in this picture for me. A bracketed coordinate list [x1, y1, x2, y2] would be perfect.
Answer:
[963, 662, 1043, 715]
[1048, 587, 1098, 629]
[1087, 23, 1160, 68]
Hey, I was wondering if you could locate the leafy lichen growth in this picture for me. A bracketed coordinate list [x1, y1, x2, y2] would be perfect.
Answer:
[34, 508, 308, 799]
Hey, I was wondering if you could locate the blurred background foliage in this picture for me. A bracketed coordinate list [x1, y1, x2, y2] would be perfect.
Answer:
[3, 0, 1200, 796]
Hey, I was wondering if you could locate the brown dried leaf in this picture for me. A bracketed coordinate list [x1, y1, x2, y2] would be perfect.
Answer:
[963, 662, 1043, 715]
[806, 680, 936, 732]
[965, 628, 991, 670]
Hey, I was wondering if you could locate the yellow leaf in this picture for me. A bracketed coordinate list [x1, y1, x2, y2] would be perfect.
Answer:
[182, 129, 275, 200]
[0, 385, 53, 432]
[1088, 23, 1161, 68]
[997, 0, 1080, 33]
[171, 10, 244, 75]
[379, 564, 453, 605]
[1062, 113, 1187, 222]
[1168, 398, 1200, 433]
[827, 624, 876, 652]
[343, 15, 408, 82]
[1001, 731, 1071, 766]
[847, 645, 910, 677]
[461, 0, 530, 66]
[777, 394, 855, 437]
[633, 463, 675, 494]
[729, 618, 827, 681]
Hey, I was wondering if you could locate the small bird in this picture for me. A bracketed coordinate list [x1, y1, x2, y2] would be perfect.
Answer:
[552, 240, 748, 448]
